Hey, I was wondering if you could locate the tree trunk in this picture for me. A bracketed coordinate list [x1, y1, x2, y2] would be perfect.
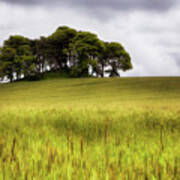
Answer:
[10, 76, 13, 82]
[101, 65, 104, 78]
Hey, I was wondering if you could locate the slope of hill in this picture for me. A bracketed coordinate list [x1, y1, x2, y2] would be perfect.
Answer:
[0, 77, 180, 179]
[0, 77, 180, 109]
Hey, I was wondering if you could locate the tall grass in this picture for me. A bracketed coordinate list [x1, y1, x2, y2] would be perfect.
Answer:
[0, 77, 180, 179]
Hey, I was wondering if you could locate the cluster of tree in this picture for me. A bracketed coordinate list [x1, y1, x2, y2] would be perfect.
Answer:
[0, 26, 133, 82]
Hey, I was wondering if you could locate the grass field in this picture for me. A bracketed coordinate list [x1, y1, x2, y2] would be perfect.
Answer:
[0, 77, 180, 179]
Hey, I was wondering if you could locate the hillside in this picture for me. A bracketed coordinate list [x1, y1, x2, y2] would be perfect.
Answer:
[0, 77, 180, 110]
[0, 77, 180, 179]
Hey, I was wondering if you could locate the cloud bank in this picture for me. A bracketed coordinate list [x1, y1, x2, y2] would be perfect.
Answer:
[1, 0, 178, 11]
[0, 0, 180, 76]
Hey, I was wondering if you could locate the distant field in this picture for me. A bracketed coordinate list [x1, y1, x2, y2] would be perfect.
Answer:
[0, 77, 180, 179]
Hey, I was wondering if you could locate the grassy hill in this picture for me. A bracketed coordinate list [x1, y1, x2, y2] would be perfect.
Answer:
[1, 77, 180, 109]
[0, 77, 180, 179]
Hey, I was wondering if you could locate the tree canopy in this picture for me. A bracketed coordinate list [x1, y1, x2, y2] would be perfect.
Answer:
[0, 26, 133, 82]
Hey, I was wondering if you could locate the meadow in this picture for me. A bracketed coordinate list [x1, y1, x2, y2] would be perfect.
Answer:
[0, 77, 180, 179]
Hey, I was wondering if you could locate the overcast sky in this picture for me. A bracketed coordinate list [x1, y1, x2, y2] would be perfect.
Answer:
[0, 0, 180, 76]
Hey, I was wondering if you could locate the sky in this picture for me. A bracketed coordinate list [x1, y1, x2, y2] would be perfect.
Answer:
[0, 0, 180, 76]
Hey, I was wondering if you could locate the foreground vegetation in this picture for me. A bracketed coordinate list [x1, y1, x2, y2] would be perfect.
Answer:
[0, 77, 180, 179]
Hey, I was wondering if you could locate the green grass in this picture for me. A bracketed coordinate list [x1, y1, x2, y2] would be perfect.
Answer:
[0, 77, 180, 179]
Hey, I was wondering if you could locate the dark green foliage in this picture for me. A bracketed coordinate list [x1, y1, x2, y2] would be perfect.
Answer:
[69, 31, 104, 77]
[47, 26, 77, 71]
[0, 47, 16, 82]
[104, 42, 133, 77]
[0, 35, 37, 82]
[0, 26, 133, 82]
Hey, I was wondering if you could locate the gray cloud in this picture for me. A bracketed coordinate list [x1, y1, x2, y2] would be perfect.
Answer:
[0, 0, 180, 76]
[0, 0, 178, 11]
[170, 53, 180, 66]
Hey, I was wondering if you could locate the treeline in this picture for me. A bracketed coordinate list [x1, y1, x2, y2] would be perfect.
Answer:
[0, 26, 132, 82]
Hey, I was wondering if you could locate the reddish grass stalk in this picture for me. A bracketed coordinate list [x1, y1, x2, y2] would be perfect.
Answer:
[80, 137, 84, 157]
[11, 137, 17, 161]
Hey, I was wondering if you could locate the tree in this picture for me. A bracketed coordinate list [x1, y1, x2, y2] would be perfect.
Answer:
[0, 47, 16, 82]
[0, 26, 133, 82]
[104, 42, 132, 77]
[47, 26, 77, 72]
[4, 35, 31, 49]
[69, 31, 104, 77]
[32, 37, 50, 74]
[97, 42, 108, 78]
[15, 45, 37, 80]
[0, 35, 37, 81]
